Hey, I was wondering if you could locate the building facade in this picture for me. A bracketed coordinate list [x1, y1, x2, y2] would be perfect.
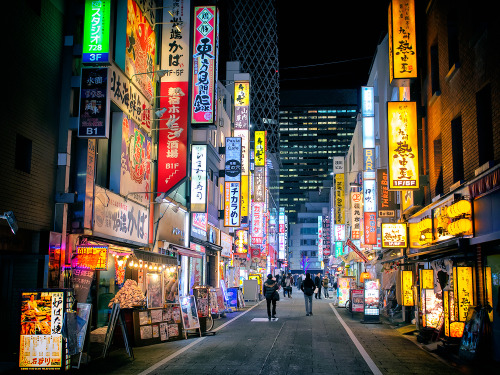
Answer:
[279, 90, 358, 224]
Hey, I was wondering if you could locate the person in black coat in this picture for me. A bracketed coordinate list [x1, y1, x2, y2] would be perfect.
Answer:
[263, 274, 279, 320]
[301, 273, 316, 316]
[314, 273, 322, 299]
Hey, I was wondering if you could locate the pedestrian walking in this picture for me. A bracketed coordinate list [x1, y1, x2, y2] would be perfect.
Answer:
[263, 274, 280, 320]
[322, 274, 329, 298]
[281, 275, 288, 297]
[314, 273, 322, 299]
[301, 273, 316, 316]
[296, 274, 303, 290]
[285, 273, 293, 298]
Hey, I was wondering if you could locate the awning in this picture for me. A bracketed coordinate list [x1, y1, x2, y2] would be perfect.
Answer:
[190, 238, 222, 256]
[407, 238, 470, 261]
[132, 249, 178, 266]
[171, 244, 204, 259]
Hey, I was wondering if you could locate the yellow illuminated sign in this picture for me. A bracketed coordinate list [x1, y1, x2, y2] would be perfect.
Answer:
[234, 81, 250, 107]
[420, 269, 434, 290]
[401, 270, 414, 306]
[335, 174, 345, 224]
[387, 101, 419, 190]
[381, 223, 407, 248]
[388, 0, 417, 83]
[455, 266, 474, 322]
[444, 290, 450, 337]
[254, 131, 266, 167]
[240, 174, 249, 217]
[485, 267, 493, 322]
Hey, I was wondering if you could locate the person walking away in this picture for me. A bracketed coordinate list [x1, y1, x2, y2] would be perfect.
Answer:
[263, 274, 279, 320]
[314, 273, 322, 299]
[296, 274, 303, 291]
[322, 274, 329, 298]
[285, 273, 293, 298]
[301, 273, 316, 316]
[281, 274, 288, 297]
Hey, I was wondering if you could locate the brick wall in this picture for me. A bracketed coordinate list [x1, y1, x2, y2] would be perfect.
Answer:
[423, 0, 500, 199]
[1, 0, 65, 233]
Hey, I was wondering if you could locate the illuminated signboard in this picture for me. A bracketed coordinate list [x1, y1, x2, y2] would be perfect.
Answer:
[158, 0, 191, 195]
[401, 270, 414, 306]
[251, 202, 265, 245]
[361, 86, 374, 117]
[234, 129, 249, 176]
[335, 174, 345, 224]
[387, 101, 419, 189]
[333, 156, 344, 174]
[335, 241, 344, 257]
[381, 223, 407, 248]
[362, 117, 375, 149]
[240, 174, 250, 219]
[19, 290, 68, 370]
[225, 137, 242, 182]
[224, 181, 241, 227]
[420, 269, 434, 290]
[377, 169, 397, 217]
[454, 266, 474, 322]
[323, 215, 331, 257]
[76, 245, 108, 270]
[318, 216, 323, 262]
[338, 277, 351, 307]
[388, 0, 417, 83]
[363, 279, 380, 316]
[190, 145, 207, 212]
[79, 68, 110, 138]
[363, 179, 377, 212]
[254, 131, 266, 167]
[351, 192, 362, 239]
[235, 229, 248, 254]
[191, 6, 218, 125]
[82, 0, 111, 64]
[253, 166, 265, 202]
[234, 81, 250, 130]
[363, 148, 375, 175]
[364, 212, 377, 245]
[334, 224, 346, 242]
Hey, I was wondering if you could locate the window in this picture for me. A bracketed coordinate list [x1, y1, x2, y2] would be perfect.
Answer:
[430, 44, 441, 96]
[447, 9, 460, 70]
[476, 85, 493, 165]
[451, 116, 464, 182]
[15, 134, 32, 173]
[433, 136, 443, 196]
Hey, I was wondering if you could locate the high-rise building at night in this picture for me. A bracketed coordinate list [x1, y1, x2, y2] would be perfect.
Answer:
[279, 90, 358, 224]
[228, 0, 280, 154]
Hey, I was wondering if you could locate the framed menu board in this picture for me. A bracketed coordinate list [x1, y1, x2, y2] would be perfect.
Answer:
[19, 289, 72, 371]
[180, 296, 201, 339]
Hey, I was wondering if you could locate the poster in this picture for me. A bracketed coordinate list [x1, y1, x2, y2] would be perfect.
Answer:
[146, 274, 162, 308]
[150, 309, 163, 323]
[160, 322, 168, 341]
[351, 289, 364, 313]
[180, 296, 200, 330]
[164, 269, 179, 303]
[363, 279, 380, 316]
[19, 291, 65, 370]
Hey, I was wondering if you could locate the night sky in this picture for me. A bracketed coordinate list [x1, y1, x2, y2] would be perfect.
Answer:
[276, 1, 389, 91]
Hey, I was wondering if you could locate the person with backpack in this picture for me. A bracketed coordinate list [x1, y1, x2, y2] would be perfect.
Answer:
[322, 274, 330, 298]
[263, 274, 280, 320]
[300, 273, 316, 316]
[285, 273, 293, 298]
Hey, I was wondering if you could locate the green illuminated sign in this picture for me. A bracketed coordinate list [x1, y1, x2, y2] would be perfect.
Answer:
[83, 0, 111, 63]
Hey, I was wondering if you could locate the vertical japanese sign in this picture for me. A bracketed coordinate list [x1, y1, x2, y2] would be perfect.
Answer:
[363, 179, 377, 212]
[220, 232, 233, 258]
[240, 174, 250, 220]
[389, 0, 417, 83]
[19, 291, 65, 370]
[235, 229, 248, 254]
[381, 223, 407, 248]
[234, 81, 250, 130]
[377, 169, 397, 217]
[334, 224, 346, 242]
[254, 131, 266, 167]
[79, 67, 110, 138]
[234, 129, 249, 176]
[191, 6, 218, 125]
[253, 166, 265, 202]
[335, 174, 345, 224]
[126, 0, 157, 103]
[278, 208, 285, 259]
[323, 215, 331, 257]
[455, 266, 474, 322]
[84, 140, 96, 229]
[82, 0, 111, 64]
[364, 212, 377, 245]
[333, 156, 344, 174]
[401, 270, 414, 306]
[318, 216, 323, 262]
[251, 202, 264, 245]
[190, 145, 207, 212]
[159, 0, 191, 194]
[351, 192, 362, 240]
[225, 137, 242, 181]
[361, 86, 375, 117]
[387, 101, 419, 189]
[224, 182, 240, 227]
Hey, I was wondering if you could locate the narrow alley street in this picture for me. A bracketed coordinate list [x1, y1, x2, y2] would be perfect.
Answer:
[59, 291, 467, 375]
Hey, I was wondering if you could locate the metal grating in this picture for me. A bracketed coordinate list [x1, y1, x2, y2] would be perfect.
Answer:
[228, 0, 280, 154]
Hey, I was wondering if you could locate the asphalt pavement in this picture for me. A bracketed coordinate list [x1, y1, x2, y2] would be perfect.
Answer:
[2, 289, 490, 374]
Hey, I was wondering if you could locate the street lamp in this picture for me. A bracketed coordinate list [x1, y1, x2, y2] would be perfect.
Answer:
[1, 211, 18, 234]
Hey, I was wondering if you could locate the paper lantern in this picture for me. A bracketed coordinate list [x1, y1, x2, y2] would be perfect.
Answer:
[360, 272, 370, 283]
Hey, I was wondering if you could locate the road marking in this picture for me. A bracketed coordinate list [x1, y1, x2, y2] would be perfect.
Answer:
[258, 321, 286, 375]
[251, 317, 279, 322]
[329, 303, 383, 375]
[138, 300, 264, 375]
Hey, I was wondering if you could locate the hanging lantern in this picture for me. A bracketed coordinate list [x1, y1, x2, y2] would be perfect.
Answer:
[360, 271, 370, 283]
